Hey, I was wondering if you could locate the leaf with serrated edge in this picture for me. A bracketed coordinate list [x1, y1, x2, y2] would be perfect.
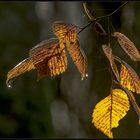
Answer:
[29, 38, 67, 80]
[120, 63, 140, 93]
[113, 32, 140, 61]
[66, 40, 88, 80]
[52, 21, 80, 43]
[92, 89, 130, 138]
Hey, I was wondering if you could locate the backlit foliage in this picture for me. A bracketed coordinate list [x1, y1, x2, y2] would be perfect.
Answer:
[6, 22, 88, 87]
[92, 89, 130, 138]
[120, 63, 140, 93]
[113, 32, 140, 61]
[6, 2, 140, 139]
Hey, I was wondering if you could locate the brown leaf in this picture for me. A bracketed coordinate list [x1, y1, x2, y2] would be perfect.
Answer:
[6, 57, 35, 87]
[66, 40, 88, 80]
[52, 21, 80, 43]
[120, 62, 140, 93]
[83, 2, 94, 20]
[29, 38, 67, 80]
[94, 22, 107, 35]
[112, 32, 140, 61]
[102, 44, 120, 81]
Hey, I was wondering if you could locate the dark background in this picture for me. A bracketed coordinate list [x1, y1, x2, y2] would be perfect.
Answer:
[0, 1, 140, 138]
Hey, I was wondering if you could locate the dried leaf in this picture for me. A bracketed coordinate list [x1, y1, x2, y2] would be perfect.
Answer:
[52, 21, 80, 43]
[6, 57, 35, 87]
[83, 2, 94, 20]
[30, 38, 67, 80]
[92, 89, 130, 138]
[102, 44, 119, 81]
[94, 22, 106, 35]
[120, 63, 140, 93]
[66, 40, 88, 80]
[83, 3, 106, 35]
[113, 32, 140, 61]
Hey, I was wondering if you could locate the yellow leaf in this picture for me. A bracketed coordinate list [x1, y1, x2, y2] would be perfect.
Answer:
[92, 89, 130, 138]
[120, 63, 140, 93]
[112, 32, 140, 61]
[6, 57, 35, 87]
[66, 40, 88, 80]
[52, 21, 80, 43]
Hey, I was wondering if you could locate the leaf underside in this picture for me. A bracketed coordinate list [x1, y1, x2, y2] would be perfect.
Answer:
[6, 57, 35, 87]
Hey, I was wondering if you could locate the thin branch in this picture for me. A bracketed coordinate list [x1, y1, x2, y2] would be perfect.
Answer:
[79, 1, 128, 34]
[78, 21, 93, 34]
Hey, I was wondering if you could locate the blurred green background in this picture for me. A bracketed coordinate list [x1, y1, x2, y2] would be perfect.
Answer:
[0, 1, 140, 138]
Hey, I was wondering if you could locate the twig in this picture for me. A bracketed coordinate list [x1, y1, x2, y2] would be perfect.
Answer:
[79, 1, 128, 34]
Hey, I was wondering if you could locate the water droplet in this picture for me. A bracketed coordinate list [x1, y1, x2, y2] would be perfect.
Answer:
[81, 77, 84, 80]
[7, 84, 12, 88]
[6, 80, 12, 88]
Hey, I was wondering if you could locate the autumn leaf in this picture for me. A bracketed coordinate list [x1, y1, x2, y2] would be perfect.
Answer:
[83, 2, 94, 20]
[94, 22, 106, 35]
[52, 21, 80, 43]
[112, 32, 140, 61]
[6, 57, 35, 87]
[52, 21, 88, 80]
[66, 40, 88, 80]
[102, 44, 119, 81]
[29, 38, 67, 80]
[6, 38, 68, 86]
[92, 89, 130, 138]
[83, 3, 106, 35]
[120, 63, 140, 93]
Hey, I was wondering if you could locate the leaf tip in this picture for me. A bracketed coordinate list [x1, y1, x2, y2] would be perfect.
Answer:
[6, 78, 12, 88]
[81, 73, 88, 80]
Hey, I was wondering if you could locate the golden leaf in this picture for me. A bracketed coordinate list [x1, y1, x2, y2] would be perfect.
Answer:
[92, 89, 130, 138]
[112, 32, 140, 61]
[29, 38, 67, 80]
[6, 38, 68, 86]
[52, 21, 80, 43]
[6, 57, 35, 87]
[120, 63, 140, 93]
[102, 44, 119, 81]
[66, 40, 88, 80]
